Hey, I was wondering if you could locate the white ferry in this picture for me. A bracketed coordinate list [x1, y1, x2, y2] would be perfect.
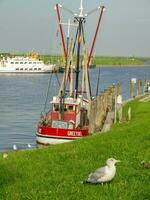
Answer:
[0, 55, 57, 73]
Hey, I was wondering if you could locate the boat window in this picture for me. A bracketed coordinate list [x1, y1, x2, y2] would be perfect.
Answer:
[53, 104, 67, 111]
[64, 106, 67, 111]
[38, 68, 41, 70]
[25, 68, 28, 70]
[11, 62, 14, 64]
[16, 68, 19, 70]
[24, 62, 27, 64]
[15, 62, 19, 64]
[20, 62, 23, 64]
[52, 120, 68, 129]
[34, 68, 37, 70]
[68, 105, 74, 111]
[33, 62, 36, 64]
[29, 62, 32, 64]
[54, 104, 59, 111]
[20, 68, 23, 70]
[29, 68, 32, 70]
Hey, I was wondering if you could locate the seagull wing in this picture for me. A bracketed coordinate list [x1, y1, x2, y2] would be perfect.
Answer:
[86, 166, 106, 183]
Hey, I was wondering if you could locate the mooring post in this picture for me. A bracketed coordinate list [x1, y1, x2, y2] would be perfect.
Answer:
[108, 85, 117, 123]
[117, 83, 122, 96]
[89, 98, 97, 134]
[128, 107, 131, 121]
[99, 94, 104, 130]
[144, 79, 148, 94]
[130, 78, 136, 98]
[110, 85, 116, 111]
[95, 94, 101, 130]
[137, 79, 142, 96]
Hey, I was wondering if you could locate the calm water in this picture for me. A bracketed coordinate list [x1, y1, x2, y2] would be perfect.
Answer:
[0, 66, 150, 152]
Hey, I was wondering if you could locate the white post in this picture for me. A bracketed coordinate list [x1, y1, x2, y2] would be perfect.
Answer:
[128, 107, 131, 121]
[114, 95, 117, 123]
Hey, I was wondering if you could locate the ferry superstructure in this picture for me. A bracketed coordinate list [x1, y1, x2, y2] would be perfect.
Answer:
[0, 56, 57, 73]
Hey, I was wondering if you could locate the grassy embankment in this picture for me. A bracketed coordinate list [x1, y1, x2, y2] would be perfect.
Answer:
[0, 52, 148, 66]
[94, 56, 145, 66]
[40, 55, 146, 66]
[0, 99, 149, 200]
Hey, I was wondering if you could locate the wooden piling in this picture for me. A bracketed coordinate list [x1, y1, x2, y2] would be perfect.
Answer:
[117, 83, 122, 96]
[89, 84, 119, 134]
[137, 79, 142, 96]
[130, 79, 135, 98]
[144, 79, 148, 94]
[88, 99, 96, 134]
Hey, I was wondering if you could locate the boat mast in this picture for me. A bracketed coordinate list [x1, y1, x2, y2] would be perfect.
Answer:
[75, 19, 83, 98]
[74, 0, 85, 99]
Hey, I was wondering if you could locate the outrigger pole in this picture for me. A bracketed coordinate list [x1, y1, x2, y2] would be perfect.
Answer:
[86, 6, 105, 68]
[55, 4, 67, 62]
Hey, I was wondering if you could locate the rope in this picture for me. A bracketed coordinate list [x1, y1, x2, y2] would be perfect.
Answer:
[43, 73, 53, 114]
[55, 73, 61, 86]
[96, 67, 100, 96]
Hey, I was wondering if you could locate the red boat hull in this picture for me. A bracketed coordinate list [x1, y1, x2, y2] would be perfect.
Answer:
[36, 126, 89, 144]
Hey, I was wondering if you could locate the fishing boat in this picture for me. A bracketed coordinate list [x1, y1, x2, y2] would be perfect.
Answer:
[0, 53, 57, 73]
[36, 0, 105, 144]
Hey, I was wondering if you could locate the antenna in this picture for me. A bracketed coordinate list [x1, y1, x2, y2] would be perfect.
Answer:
[60, 19, 77, 54]
[60, 19, 77, 38]
[67, 19, 71, 38]
[79, 0, 84, 17]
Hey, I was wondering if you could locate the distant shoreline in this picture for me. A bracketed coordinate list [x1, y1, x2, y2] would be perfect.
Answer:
[1, 52, 150, 66]
[97, 64, 149, 67]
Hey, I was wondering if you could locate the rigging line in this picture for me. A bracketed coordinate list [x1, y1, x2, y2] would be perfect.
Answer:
[43, 73, 53, 114]
[96, 67, 100, 96]
[78, 24, 85, 95]
[60, 5, 75, 16]
[72, 26, 79, 55]
[81, 23, 86, 45]
[81, 23, 92, 98]
[55, 73, 61, 87]
[86, 7, 101, 16]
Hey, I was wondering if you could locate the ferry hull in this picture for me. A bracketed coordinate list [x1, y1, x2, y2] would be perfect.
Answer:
[36, 126, 89, 144]
[0, 70, 54, 74]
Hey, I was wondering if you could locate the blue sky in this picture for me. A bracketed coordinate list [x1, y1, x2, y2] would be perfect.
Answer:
[0, 0, 150, 56]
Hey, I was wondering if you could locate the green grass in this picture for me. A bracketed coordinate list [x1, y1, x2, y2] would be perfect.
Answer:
[0, 100, 150, 200]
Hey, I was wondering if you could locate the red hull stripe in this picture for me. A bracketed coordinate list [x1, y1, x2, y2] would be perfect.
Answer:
[37, 126, 89, 138]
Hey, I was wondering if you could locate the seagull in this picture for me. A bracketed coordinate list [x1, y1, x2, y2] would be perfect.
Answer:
[83, 158, 121, 184]
[27, 144, 32, 148]
[13, 144, 17, 151]
[3, 153, 8, 159]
